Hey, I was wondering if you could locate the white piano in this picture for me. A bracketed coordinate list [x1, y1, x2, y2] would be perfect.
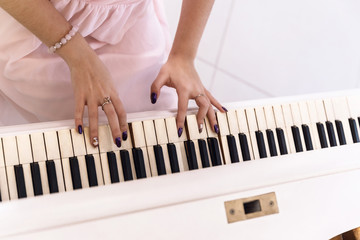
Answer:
[1, 89, 360, 240]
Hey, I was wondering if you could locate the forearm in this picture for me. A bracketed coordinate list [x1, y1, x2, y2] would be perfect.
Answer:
[0, 0, 94, 65]
[169, 0, 214, 61]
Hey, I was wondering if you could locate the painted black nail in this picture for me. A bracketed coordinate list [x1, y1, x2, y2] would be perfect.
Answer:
[222, 106, 228, 112]
[178, 127, 183, 138]
[151, 92, 157, 104]
[122, 131, 128, 141]
[214, 124, 219, 134]
[115, 137, 121, 148]
[78, 125, 83, 134]
[199, 124, 203, 133]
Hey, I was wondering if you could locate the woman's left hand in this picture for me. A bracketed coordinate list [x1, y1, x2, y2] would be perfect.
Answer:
[150, 56, 226, 137]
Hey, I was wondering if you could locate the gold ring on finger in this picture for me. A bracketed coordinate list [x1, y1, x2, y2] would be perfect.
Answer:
[101, 96, 112, 111]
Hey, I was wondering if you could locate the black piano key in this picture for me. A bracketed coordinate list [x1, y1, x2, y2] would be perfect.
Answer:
[167, 143, 180, 173]
[316, 122, 328, 148]
[14, 165, 27, 199]
[349, 118, 360, 143]
[238, 133, 251, 161]
[335, 120, 346, 145]
[266, 129, 277, 157]
[85, 154, 98, 187]
[198, 139, 210, 168]
[207, 137, 222, 166]
[120, 150, 133, 181]
[106, 152, 120, 183]
[227, 135, 239, 163]
[30, 162, 43, 196]
[276, 128, 288, 155]
[154, 145, 166, 175]
[46, 160, 58, 193]
[184, 140, 198, 170]
[69, 157, 82, 189]
[132, 148, 147, 179]
[301, 124, 314, 151]
[326, 121, 337, 147]
[291, 126, 303, 152]
[255, 131, 267, 158]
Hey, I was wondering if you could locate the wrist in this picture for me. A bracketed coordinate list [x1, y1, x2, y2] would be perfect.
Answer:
[168, 52, 195, 65]
[56, 33, 96, 67]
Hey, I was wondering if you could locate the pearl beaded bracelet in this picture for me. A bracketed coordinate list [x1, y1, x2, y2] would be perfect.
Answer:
[48, 25, 79, 53]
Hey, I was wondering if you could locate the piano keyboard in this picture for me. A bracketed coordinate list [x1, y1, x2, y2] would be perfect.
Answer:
[1, 90, 360, 202]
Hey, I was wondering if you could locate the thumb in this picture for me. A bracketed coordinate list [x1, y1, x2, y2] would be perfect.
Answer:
[150, 69, 169, 104]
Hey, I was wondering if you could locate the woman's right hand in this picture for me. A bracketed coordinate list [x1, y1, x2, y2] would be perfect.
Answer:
[59, 33, 128, 147]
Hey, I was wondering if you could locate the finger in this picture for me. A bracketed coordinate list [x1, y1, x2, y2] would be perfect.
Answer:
[74, 97, 85, 134]
[195, 95, 210, 133]
[88, 101, 99, 147]
[150, 69, 169, 104]
[111, 95, 128, 141]
[207, 106, 219, 134]
[205, 89, 227, 113]
[102, 101, 122, 148]
[176, 93, 189, 137]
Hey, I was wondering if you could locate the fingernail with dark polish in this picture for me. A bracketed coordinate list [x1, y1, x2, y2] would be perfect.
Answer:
[222, 106, 228, 112]
[199, 123, 203, 133]
[214, 124, 219, 134]
[178, 127, 183, 138]
[78, 125, 83, 134]
[115, 137, 121, 148]
[122, 131, 128, 141]
[151, 92, 157, 104]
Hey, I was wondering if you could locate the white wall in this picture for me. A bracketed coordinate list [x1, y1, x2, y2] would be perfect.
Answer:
[163, 0, 360, 103]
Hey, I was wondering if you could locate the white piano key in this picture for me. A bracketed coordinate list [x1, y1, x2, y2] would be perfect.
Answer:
[299, 101, 320, 150]
[98, 125, 113, 153]
[16, 134, 33, 164]
[165, 117, 188, 171]
[0, 167, 9, 201]
[154, 119, 168, 145]
[273, 105, 296, 154]
[186, 115, 206, 169]
[225, 110, 243, 162]
[154, 119, 173, 174]
[6, 167, 17, 200]
[92, 154, 105, 185]
[71, 128, 87, 156]
[308, 100, 330, 149]
[236, 109, 254, 160]
[331, 97, 353, 145]
[30, 132, 47, 162]
[58, 130, 74, 158]
[115, 151, 125, 182]
[100, 152, 111, 185]
[143, 120, 160, 176]
[22, 163, 34, 197]
[38, 161, 49, 195]
[245, 108, 261, 160]
[290, 103, 307, 151]
[131, 121, 147, 148]
[61, 158, 73, 191]
[263, 106, 280, 156]
[0, 138, 5, 167]
[207, 114, 227, 165]
[254, 107, 271, 157]
[77, 155, 89, 189]
[321, 99, 339, 145]
[43, 131, 60, 160]
[83, 127, 100, 155]
[146, 146, 158, 177]
[54, 159, 65, 193]
[347, 95, 360, 117]
[2, 136, 19, 166]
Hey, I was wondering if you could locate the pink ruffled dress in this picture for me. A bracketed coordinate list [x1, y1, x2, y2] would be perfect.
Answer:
[0, 0, 177, 126]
